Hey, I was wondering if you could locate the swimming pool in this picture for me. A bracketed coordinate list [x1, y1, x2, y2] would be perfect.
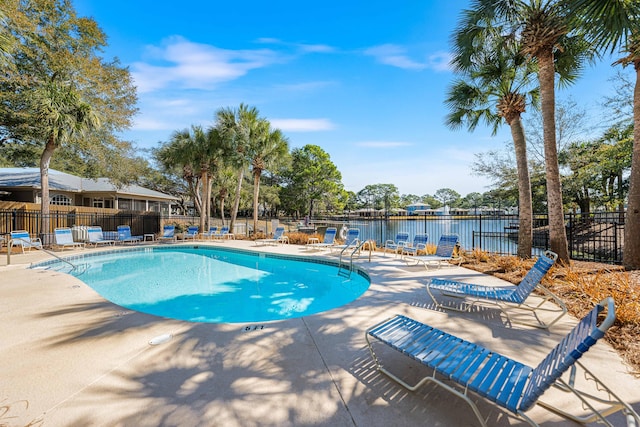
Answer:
[32, 246, 371, 323]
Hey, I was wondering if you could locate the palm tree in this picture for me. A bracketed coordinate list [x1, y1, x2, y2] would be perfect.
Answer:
[249, 127, 290, 236]
[447, 28, 539, 258]
[216, 104, 263, 234]
[459, 0, 594, 264]
[569, 0, 640, 268]
[35, 82, 100, 236]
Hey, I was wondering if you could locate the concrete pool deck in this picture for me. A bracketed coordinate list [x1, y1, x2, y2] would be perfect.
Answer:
[1, 241, 639, 426]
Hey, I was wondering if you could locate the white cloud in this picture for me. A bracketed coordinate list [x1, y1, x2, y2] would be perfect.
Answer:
[356, 141, 413, 148]
[131, 36, 282, 93]
[270, 118, 335, 132]
[364, 44, 453, 72]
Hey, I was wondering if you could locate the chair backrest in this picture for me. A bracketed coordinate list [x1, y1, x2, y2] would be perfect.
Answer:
[219, 226, 229, 235]
[413, 233, 428, 247]
[344, 228, 360, 245]
[54, 228, 74, 244]
[87, 226, 104, 242]
[518, 297, 615, 411]
[187, 226, 198, 235]
[208, 226, 218, 234]
[163, 225, 175, 237]
[395, 232, 409, 243]
[117, 225, 132, 239]
[10, 230, 31, 245]
[323, 227, 337, 244]
[511, 251, 557, 303]
[273, 226, 285, 238]
[434, 234, 458, 257]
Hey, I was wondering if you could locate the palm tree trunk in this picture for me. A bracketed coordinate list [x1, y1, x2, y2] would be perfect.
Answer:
[509, 116, 533, 258]
[624, 62, 640, 269]
[199, 172, 208, 233]
[253, 170, 260, 236]
[229, 169, 243, 233]
[539, 50, 570, 263]
[39, 138, 56, 241]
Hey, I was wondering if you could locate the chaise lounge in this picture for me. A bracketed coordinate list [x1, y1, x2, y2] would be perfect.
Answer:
[366, 297, 639, 426]
[426, 250, 566, 329]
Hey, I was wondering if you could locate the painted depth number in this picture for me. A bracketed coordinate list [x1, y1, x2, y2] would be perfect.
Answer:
[244, 325, 265, 331]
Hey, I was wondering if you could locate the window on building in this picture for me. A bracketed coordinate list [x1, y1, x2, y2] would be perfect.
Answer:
[50, 194, 72, 206]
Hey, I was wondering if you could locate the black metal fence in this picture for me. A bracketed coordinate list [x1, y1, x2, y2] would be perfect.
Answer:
[0, 209, 160, 245]
[1, 208, 626, 264]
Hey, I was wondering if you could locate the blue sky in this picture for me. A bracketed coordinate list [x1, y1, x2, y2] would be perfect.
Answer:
[74, 1, 628, 197]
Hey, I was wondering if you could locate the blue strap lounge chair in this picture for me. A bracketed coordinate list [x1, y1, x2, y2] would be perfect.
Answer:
[117, 225, 143, 244]
[383, 231, 409, 256]
[87, 226, 115, 247]
[213, 226, 234, 240]
[400, 233, 429, 257]
[183, 225, 199, 241]
[202, 226, 218, 240]
[256, 226, 289, 246]
[9, 230, 43, 253]
[54, 227, 85, 250]
[306, 227, 337, 251]
[330, 228, 360, 253]
[403, 234, 460, 268]
[158, 225, 177, 243]
[426, 251, 566, 329]
[366, 298, 639, 427]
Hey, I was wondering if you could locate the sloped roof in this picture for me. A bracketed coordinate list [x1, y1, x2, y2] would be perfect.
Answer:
[0, 168, 177, 201]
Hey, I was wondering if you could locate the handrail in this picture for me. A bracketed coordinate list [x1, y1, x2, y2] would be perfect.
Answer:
[7, 237, 78, 270]
[337, 239, 370, 278]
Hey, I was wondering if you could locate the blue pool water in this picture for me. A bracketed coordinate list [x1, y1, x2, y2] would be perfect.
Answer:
[32, 246, 370, 323]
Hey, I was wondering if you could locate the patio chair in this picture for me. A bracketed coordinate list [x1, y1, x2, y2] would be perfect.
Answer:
[330, 228, 360, 253]
[400, 233, 429, 257]
[366, 297, 639, 427]
[213, 226, 234, 240]
[255, 226, 289, 246]
[158, 225, 177, 243]
[202, 226, 218, 240]
[183, 225, 199, 241]
[116, 225, 143, 244]
[9, 230, 43, 253]
[427, 251, 565, 329]
[403, 234, 461, 268]
[87, 226, 116, 247]
[306, 227, 337, 251]
[383, 231, 409, 256]
[53, 227, 85, 251]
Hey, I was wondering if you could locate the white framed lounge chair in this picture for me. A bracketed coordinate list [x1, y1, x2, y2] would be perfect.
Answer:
[117, 225, 143, 244]
[383, 231, 409, 256]
[404, 234, 460, 268]
[87, 226, 115, 247]
[202, 226, 218, 240]
[330, 228, 360, 253]
[213, 226, 234, 240]
[255, 226, 288, 246]
[183, 225, 199, 241]
[9, 230, 42, 253]
[158, 225, 177, 243]
[366, 297, 640, 427]
[400, 233, 429, 257]
[426, 250, 566, 329]
[306, 227, 337, 251]
[54, 227, 85, 250]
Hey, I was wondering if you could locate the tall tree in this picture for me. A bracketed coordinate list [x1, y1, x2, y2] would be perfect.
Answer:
[281, 145, 343, 218]
[0, 0, 137, 236]
[570, 0, 640, 268]
[459, 0, 593, 263]
[249, 127, 290, 236]
[448, 24, 539, 257]
[216, 104, 263, 234]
